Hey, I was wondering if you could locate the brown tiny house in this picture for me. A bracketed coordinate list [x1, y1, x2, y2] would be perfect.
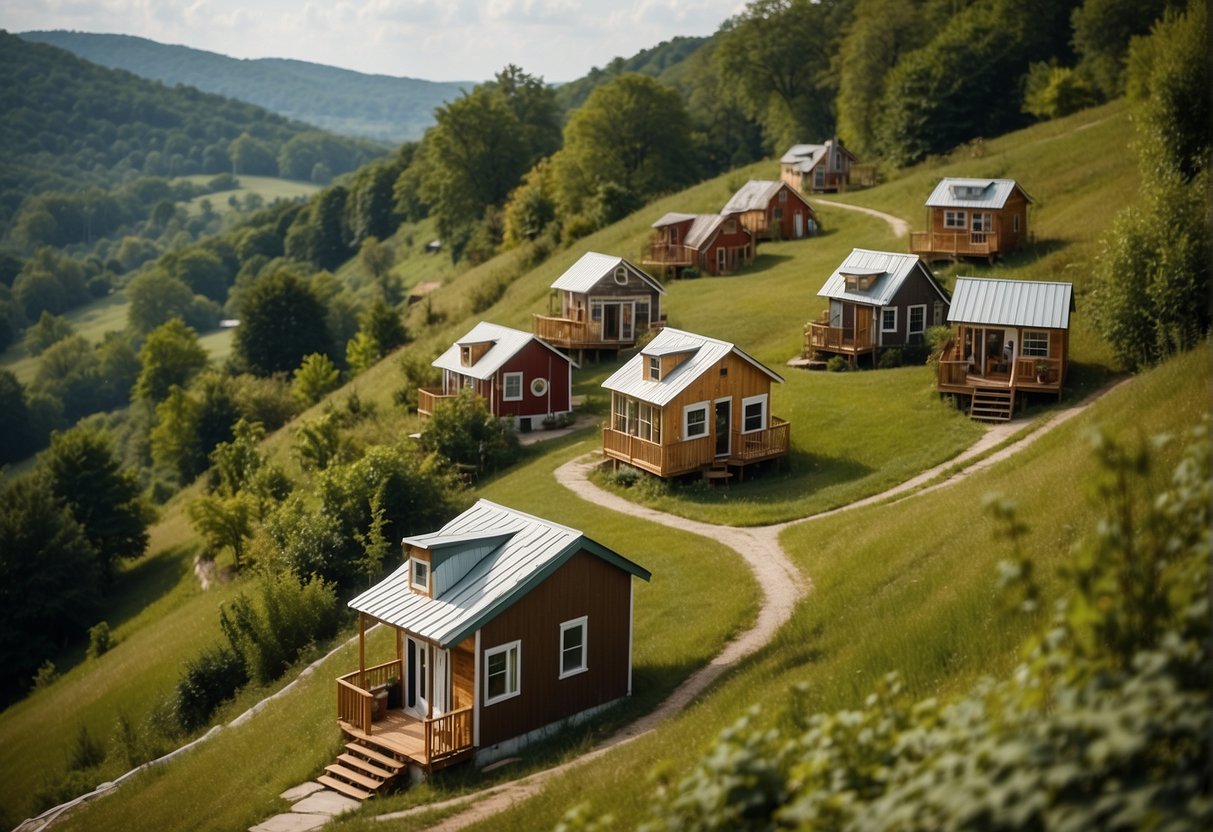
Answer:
[643, 212, 755, 277]
[780, 140, 859, 193]
[721, 180, 819, 241]
[330, 500, 651, 798]
[807, 249, 950, 366]
[936, 277, 1074, 421]
[601, 327, 789, 480]
[531, 251, 665, 358]
[910, 178, 1032, 262]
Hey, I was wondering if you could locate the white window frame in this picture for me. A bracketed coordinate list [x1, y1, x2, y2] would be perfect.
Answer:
[410, 558, 430, 593]
[647, 356, 660, 380]
[741, 393, 768, 434]
[530, 377, 548, 397]
[1022, 329, 1050, 357]
[683, 401, 709, 439]
[971, 212, 991, 232]
[613, 394, 628, 433]
[484, 640, 521, 706]
[558, 616, 588, 679]
[613, 266, 629, 286]
[908, 304, 926, 335]
[944, 210, 967, 229]
[502, 372, 523, 401]
[881, 307, 898, 333]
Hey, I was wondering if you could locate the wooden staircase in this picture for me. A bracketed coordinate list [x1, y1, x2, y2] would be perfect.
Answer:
[970, 387, 1014, 422]
[317, 741, 407, 801]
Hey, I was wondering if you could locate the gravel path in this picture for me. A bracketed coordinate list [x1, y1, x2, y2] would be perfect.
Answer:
[814, 197, 910, 238]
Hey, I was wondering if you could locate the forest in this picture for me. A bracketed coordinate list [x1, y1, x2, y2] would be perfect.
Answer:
[0, 0, 1208, 827]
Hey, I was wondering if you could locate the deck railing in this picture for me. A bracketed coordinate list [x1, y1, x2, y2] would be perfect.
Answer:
[935, 338, 1064, 390]
[602, 428, 712, 477]
[805, 320, 875, 353]
[425, 707, 474, 764]
[1014, 355, 1063, 387]
[532, 314, 595, 346]
[642, 242, 694, 266]
[731, 417, 790, 462]
[336, 659, 402, 735]
[417, 387, 456, 417]
[909, 231, 1000, 257]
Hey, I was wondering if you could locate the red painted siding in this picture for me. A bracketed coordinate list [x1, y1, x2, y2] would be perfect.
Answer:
[489, 340, 572, 421]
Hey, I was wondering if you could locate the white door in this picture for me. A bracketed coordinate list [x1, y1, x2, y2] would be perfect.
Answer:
[406, 637, 428, 718]
[794, 212, 804, 238]
[432, 648, 449, 717]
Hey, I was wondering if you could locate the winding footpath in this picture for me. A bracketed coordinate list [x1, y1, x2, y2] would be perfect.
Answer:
[373, 378, 1127, 831]
[814, 197, 909, 238]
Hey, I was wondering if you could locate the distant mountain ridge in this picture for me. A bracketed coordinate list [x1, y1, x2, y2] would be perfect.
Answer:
[19, 31, 473, 144]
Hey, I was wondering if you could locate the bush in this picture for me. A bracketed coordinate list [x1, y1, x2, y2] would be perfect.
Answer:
[32, 659, 59, 691]
[87, 621, 113, 659]
[877, 347, 903, 369]
[826, 355, 849, 372]
[175, 644, 248, 732]
[68, 724, 106, 771]
[419, 387, 520, 472]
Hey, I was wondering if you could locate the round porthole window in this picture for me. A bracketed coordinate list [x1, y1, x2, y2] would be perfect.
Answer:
[530, 378, 549, 396]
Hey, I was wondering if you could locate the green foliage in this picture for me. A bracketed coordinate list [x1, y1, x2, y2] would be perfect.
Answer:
[86, 621, 113, 659]
[150, 373, 239, 488]
[11, 248, 89, 319]
[418, 386, 521, 472]
[133, 317, 209, 401]
[68, 724, 106, 771]
[345, 330, 381, 376]
[291, 411, 346, 472]
[358, 297, 408, 353]
[31, 660, 60, 691]
[292, 352, 341, 406]
[1072, 0, 1181, 97]
[23, 310, 75, 356]
[125, 269, 219, 334]
[826, 355, 849, 372]
[876, 347, 903, 369]
[175, 644, 248, 732]
[637, 421, 1211, 831]
[0, 369, 36, 464]
[1022, 62, 1099, 120]
[234, 268, 330, 376]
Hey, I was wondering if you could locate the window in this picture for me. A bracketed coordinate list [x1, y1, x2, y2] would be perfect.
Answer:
[908, 305, 926, 334]
[559, 617, 588, 678]
[460, 345, 472, 366]
[1022, 330, 1049, 357]
[944, 210, 967, 229]
[635, 301, 650, 328]
[971, 212, 991, 232]
[1013, 214, 1021, 233]
[773, 207, 784, 222]
[503, 372, 523, 401]
[724, 219, 737, 234]
[647, 356, 660, 380]
[590, 300, 603, 322]
[684, 401, 708, 439]
[410, 558, 429, 592]
[484, 641, 521, 705]
[778, 189, 787, 203]
[742, 394, 767, 433]
[613, 394, 628, 432]
[881, 307, 898, 333]
[638, 403, 660, 443]
[613, 266, 629, 286]
[530, 377, 548, 397]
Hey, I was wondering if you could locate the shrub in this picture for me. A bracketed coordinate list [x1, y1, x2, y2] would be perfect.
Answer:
[68, 724, 106, 771]
[86, 621, 113, 659]
[175, 644, 248, 732]
[877, 347, 903, 369]
[419, 387, 520, 472]
[32, 660, 59, 691]
[826, 355, 849, 372]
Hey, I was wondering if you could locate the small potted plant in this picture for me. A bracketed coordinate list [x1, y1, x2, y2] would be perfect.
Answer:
[1034, 359, 1050, 383]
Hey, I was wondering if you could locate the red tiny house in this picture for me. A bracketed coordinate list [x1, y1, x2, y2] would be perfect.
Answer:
[643, 212, 755, 277]
[722, 180, 818, 241]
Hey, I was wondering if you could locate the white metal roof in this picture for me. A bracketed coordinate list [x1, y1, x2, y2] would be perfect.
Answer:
[652, 212, 698, 227]
[721, 180, 784, 213]
[780, 142, 826, 172]
[817, 248, 948, 307]
[601, 327, 783, 406]
[948, 277, 1073, 329]
[551, 251, 664, 295]
[349, 500, 651, 648]
[431, 321, 566, 380]
[924, 178, 1032, 209]
[651, 212, 729, 249]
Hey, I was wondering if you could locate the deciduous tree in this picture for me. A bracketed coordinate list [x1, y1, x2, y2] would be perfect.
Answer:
[234, 269, 330, 376]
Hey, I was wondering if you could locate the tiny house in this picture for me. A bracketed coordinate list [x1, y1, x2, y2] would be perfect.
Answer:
[779, 140, 858, 193]
[601, 327, 789, 479]
[417, 322, 572, 431]
[910, 178, 1032, 262]
[936, 277, 1074, 421]
[330, 500, 651, 796]
[531, 251, 665, 358]
[806, 248, 950, 366]
[721, 180, 819, 241]
[642, 212, 755, 277]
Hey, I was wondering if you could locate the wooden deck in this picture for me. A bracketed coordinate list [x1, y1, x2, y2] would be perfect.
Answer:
[910, 230, 1000, 261]
[804, 320, 875, 356]
[602, 418, 790, 478]
[417, 387, 456, 418]
[641, 242, 694, 269]
[936, 343, 1064, 419]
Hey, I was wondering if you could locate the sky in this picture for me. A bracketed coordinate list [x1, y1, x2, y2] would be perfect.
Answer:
[2, 0, 747, 83]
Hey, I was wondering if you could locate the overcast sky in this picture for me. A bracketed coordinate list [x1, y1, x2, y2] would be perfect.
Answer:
[3, 0, 746, 83]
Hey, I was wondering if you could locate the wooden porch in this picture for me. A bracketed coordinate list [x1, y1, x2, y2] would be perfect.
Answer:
[416, 386, 456, 418]
[602, 418, 790, 478]
[532, 313, 666, 351]
[804, 317, 876, 357]
[909, 231, 1000, 260]
[641, 242, 694, 270]
[936, 339, 1064, 421]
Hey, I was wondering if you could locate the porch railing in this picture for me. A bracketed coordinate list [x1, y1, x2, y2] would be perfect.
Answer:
[602, 428, 712, 477]
[731, 417, 790, 462]
[909, 231, 1000, 257]
[642, 242, 694, 266]
[805, 319, 874, 353]
[1014, 355, 1063, 387]
[532, 314, 594, 346]
[336, 659, 402, 735]
[425, 706, 473, 764]
[417, 387, 456, 417]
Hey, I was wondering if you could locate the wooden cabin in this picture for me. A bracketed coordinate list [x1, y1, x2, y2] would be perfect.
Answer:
[780, 140, 859, 193]
[330, 499, 651, 797]
[601, 327, 789, 480]
[531, 251, 665, 359]
[721, 180, 819, 241]
[418, 322, 573, 432]
[642, 212, 755, 277]
[806, 248, 950, 367]
[936, 277, 1074, 421]
[910, 178, 1032, 262]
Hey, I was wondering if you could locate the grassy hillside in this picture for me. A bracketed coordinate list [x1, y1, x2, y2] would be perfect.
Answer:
[18, 31, 471, 144]
[1, 98, 1192, 829]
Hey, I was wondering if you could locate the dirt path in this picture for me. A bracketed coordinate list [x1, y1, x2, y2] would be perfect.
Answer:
[386, 379, 1128, 830]
[815, 197, 909, 238]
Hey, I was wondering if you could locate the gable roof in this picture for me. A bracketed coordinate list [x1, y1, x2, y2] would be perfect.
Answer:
[817, 248, 949, 307]
[601, 326, 783, 406]
[551, 251, 664, 295]
[349, 499, 651, 648]
[721, 179, 814, 214]
[924, 178, 1033, 209]
[948, 277, 1074, 329]
[432, 321, 568, 380]
[780, 140, 854, 173]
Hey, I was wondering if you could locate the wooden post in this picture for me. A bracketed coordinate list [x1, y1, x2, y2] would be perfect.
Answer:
[358, 613, 366, 689]
[396, 629, 404, 711]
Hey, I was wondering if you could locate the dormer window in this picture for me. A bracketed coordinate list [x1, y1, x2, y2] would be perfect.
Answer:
[843, 272, 879, 292]
[647, 356, 660, 380]
[460, 345, 472, 367]
[613, 266, 629, 286]
[410, 558, 430, 593]
[725, 218, 737, 234]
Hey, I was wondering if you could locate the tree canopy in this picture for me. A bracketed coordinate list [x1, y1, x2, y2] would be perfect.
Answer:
[234, 269, 330, 376]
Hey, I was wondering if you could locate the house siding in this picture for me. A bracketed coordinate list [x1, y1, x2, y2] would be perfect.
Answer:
[655, 353, 774, 449]
[883, 270, 949, 346]
[488, 340, 572, 421]
[477, 551, 632, 748]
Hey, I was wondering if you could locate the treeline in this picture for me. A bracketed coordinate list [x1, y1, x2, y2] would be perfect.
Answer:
[0, 32, 386, 239]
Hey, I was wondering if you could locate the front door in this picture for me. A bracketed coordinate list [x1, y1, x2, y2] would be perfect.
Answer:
[620, 303, 634, 342]
[794, 211, 804, 238]
[855, 306, 873, 348]
[602, 303, 620, 341]
[716, 247, 727, 274]
[714, 398, 731, 457]
[406, 637, 428, 718]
